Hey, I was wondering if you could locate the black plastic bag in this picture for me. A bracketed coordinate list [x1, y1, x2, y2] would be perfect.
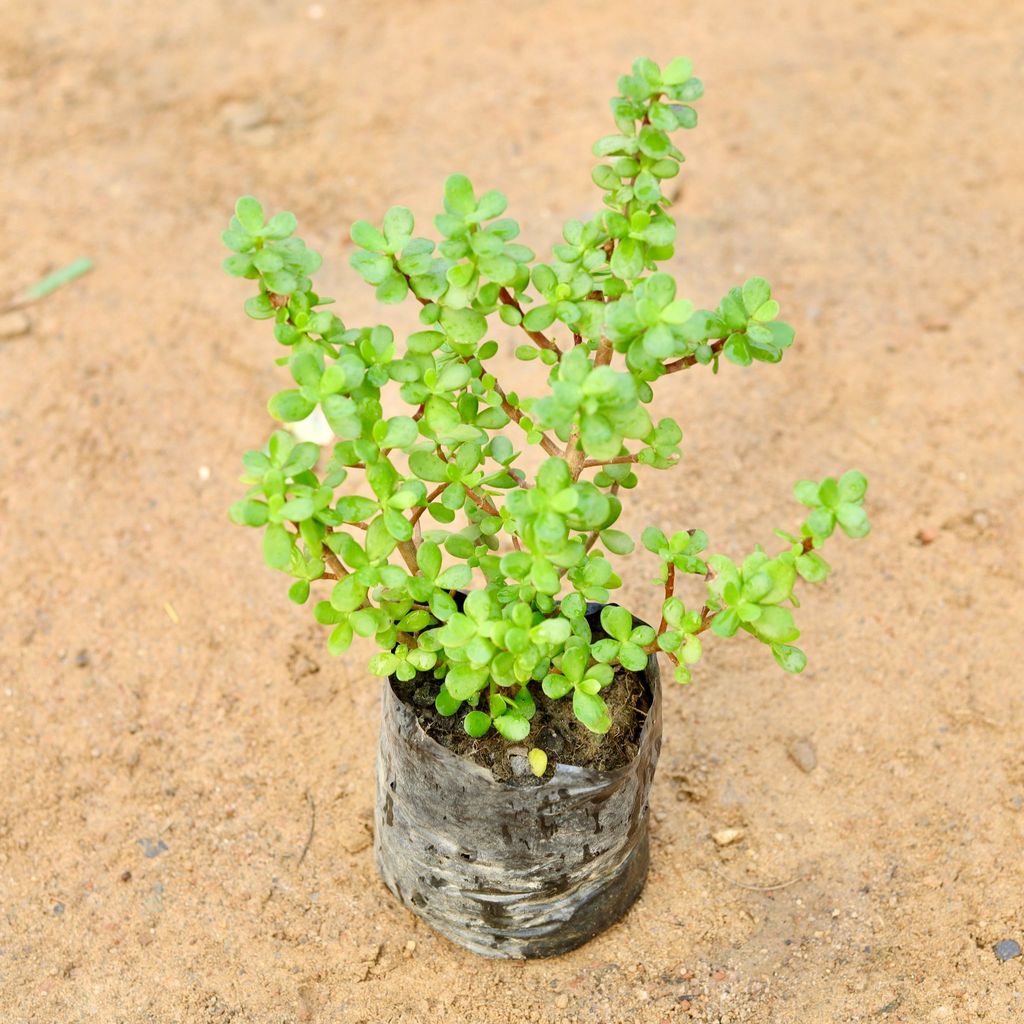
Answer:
[373, 609, 662, 959]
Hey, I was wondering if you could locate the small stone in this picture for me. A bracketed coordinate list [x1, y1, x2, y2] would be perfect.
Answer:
[712, 828, 744, 847]
[712, 970, 726, 982]
[915, 528, 938, 546]
[994, 939, 1021, 962]
[509, 755, 530, 778]
[787, 738, 817, 773]
[411, 683, 436, 708]
[120, 870, 132, 882]
[972, 510, 990, 529]
[74, 649, 90, 668]
[679, 999, 691, 1011]
[221, 100, 276, 146]
[536, 726, 565, 756]
[555, 994, 569, 1009]
[0, 310, 31, 339]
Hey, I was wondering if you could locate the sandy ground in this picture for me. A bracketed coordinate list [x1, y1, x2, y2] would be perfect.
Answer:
[2, 1, 1024, 1021]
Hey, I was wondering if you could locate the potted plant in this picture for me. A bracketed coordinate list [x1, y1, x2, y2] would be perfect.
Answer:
[224, 55, 870, 959]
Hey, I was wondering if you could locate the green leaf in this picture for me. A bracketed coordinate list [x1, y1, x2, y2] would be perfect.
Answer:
[383, 206, 414, 248]
[751, 605, 799, 643]
[542, 673, 574, 699]
[533, 618, 571, 644]
[839, 470, 868, 502]
[229, 500, 269, 527]
[794, 480, 820, 506]
[444, 173, 476, 215]
[600, 529, 634, 555]
[288, 580, 310, 604]
[610, 238, 643, 281]
[836, 502, 870, 538]
[436, 564, 472, 589]
[528, 748, 548, 777]
[772, 643, 807, 673]
[618, 642, 649, 671]
[661, 56, 693, 85]
[235, 196, 264, 234]
[572, 689, 612, 734]
[446, 665, 488, 700]
[336, 495, 379, 522]
[368, 652, 400, 676]
[641, 526, 667, 553]
[327, 622, 354, 655]
[417, 541, 441, 580]
[262, 524, 292, 570]
[435, 685, 462, 716]
[268, 390, 316, 423]
[741, 277, 771, 315]
[351, 220, 388, 252]
[379, 416, 419, 448]
[440, 306, 487, 345]
[493, 712, 530, 742]
[464, 710, 491, 737]
[600, 605, 633, 642]
[279, 497, 314, 522]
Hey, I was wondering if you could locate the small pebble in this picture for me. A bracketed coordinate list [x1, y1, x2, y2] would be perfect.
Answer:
[53, 903, 65, 915]
[994, 939, 1021, 962]
[787, 737, 817, 773]
[915, 527, 938, 545]
[74, 649, 90, 668]
[509, 755, 530, 778]
[120, 870, 132, 882]
[0, 310, 31, 339]
[712, 827, 744, 847]
[712, 970, 726, 981]
[555, 993, 569, 1009]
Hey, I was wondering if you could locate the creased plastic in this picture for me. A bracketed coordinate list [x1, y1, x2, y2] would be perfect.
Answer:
[373, 609, 662, 959]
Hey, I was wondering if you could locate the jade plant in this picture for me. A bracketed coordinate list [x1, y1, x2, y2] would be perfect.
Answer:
[225, 56, 869, 743]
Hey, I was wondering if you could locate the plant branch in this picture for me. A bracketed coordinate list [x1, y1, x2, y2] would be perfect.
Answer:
[409, 484, 447, 527]
[498, 287, 561, 356]
[663, 337, 726, 374]
[490, 379, 560, 456]
[657, 563, 676, 634]
[566, 339, 613, 479]
[583, 454, 638, 468]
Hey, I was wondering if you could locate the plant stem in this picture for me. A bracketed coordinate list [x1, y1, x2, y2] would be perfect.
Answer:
[409, 484, 447, 527]
[582, 454, 638, 468]
[490, 379, 560, 456]
[657, 563, 676, 633]
[498, 287, 561, 356]
[663, 337, 726, 374]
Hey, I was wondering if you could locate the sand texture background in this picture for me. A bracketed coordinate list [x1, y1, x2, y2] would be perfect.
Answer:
[2, 1, 1024, 1021]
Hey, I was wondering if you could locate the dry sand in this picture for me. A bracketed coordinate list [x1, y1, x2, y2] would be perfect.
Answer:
[2, 1, 1023, 1021]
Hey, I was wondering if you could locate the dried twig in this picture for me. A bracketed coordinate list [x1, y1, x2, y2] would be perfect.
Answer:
[297, 789, 316, 866]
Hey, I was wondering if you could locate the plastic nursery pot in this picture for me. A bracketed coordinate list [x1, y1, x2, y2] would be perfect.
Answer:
[373, 605, 662, 959]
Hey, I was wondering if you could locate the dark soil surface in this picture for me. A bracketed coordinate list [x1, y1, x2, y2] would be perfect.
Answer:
[392, 662, 650, 784]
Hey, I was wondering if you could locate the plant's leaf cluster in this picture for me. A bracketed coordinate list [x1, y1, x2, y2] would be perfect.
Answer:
[225, 57, 870, 745]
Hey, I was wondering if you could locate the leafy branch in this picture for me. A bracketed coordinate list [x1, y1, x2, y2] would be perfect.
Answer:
[224, 55, 870, 744]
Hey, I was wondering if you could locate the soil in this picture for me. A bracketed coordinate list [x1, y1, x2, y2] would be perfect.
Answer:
[392, 658, 650, 784]
[3, 2, 1024, 1022]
